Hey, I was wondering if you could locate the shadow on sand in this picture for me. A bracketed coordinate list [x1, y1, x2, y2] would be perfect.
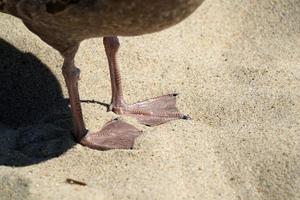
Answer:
[0, 39, 75, 167]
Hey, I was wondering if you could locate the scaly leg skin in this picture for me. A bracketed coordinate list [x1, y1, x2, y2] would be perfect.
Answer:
[103, 37, 190, 126]
[62, 44, 141, 150]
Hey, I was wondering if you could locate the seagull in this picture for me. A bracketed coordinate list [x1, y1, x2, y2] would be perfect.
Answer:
[0, 0, 204, 150]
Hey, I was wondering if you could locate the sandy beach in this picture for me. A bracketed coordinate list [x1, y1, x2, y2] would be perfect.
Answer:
[0, 0, 299, 199]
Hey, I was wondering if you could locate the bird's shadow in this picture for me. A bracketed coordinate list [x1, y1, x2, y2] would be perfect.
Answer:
[0, 39, 76, 167]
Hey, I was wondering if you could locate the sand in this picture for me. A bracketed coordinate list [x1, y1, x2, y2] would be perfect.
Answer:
[0, 0, 299, 199]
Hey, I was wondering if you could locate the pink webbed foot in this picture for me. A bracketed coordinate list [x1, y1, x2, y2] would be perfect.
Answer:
[111, 94, 190, 127]
[103, 37, 190, 127]
[80, 119, 142, 150]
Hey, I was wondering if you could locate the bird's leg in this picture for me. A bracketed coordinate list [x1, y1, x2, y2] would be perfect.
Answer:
[103, 37, 127, 110]
[62, 45, 141, 150]
[62, 50, 87, 141]
[103, 36, 190, 126]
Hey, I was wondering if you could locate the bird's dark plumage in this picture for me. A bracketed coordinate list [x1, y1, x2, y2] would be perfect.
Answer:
[2, 0, 204, 52]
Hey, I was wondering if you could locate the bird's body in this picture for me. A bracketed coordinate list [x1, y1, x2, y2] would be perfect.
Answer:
[1, 0, 204, 150]
[2, 0, 203, 52]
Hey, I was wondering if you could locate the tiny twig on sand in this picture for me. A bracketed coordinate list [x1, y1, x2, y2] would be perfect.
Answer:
[65, 178, 87, 186]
